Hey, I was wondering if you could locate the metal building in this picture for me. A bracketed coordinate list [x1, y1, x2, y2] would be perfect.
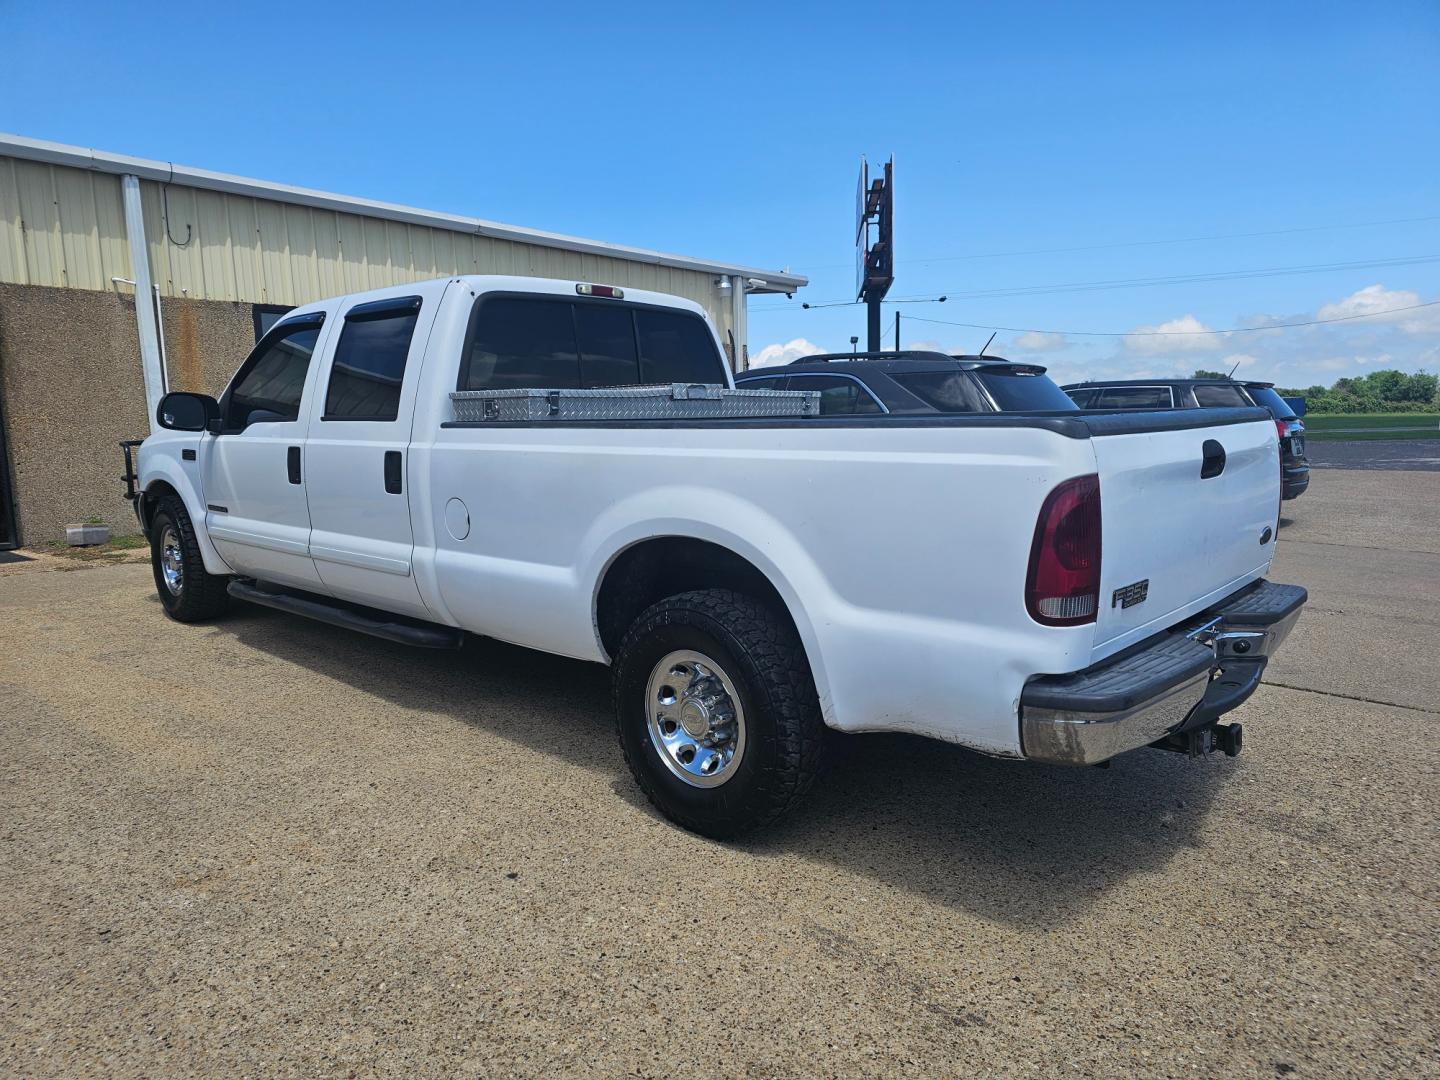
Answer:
[0, 134, 805, 546]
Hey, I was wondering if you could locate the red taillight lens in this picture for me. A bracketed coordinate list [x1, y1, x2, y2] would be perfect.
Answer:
[1274, 418, 1288, 443]
[1026, 474, 1102, 626]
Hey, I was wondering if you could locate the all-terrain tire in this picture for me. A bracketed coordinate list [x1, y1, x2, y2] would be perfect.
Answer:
[149, 494, 230, 622]
[612, 588, 824, 838]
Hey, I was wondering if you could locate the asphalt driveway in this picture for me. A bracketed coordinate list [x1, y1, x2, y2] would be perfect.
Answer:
[1, 467, 1436, 1078]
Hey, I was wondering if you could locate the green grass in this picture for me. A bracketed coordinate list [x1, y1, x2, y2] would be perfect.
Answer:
[1305, 427, 1440, 442]
[41, 534, 149, 560]
[1303, 412, 1440, 431]
[1302, 412, 1440, 441]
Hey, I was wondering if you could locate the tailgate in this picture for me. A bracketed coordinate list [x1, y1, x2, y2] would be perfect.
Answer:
[1088, 412, 1278, 659]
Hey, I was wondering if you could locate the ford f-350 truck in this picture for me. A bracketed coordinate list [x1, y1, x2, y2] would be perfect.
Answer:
[124, 275, 1305, 837]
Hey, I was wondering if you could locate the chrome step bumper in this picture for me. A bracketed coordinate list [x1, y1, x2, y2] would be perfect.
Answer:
[1019, 580, 1306, 766]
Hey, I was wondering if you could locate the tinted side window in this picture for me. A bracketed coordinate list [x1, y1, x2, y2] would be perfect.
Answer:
[1094, 386, 1173, 409]
[792, 375, 882, 415]
[636, 309, 725, 384]
[324, 299, 421, 421]
[890, 371, 986, 413]
[974, 370, 1078, 411]
[225, 322, 321, 431]
[1065, 388, 1097, 408]
[1192, 384, 1249, 408]
[575, 304, 640, 387]
[736, 375, 789, 391]
[464, 297, 581, 391]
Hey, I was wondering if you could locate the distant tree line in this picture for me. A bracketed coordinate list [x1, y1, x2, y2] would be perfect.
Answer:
[1193, 368, 1439, 413]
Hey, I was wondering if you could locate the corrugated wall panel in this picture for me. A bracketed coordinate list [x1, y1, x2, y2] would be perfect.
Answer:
[228, 196, 264, 302]
[52, 168, 106, 291]
[283, 204, 322, 303]
[0, 159, 25, 283]
[312, 209, 345, 298]
[157, 183, 206, 298]
[193, 188, 232, 299]
[256, 200, 293, 304]
[14, 161, 65, 288]
[0, 158, 738, 345]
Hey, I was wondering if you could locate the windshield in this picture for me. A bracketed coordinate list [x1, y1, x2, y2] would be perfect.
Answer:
[1245, 385, 1297, 420]
[973, 368, 1079, 411]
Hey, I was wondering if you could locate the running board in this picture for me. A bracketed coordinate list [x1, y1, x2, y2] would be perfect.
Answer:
[227, 579, 464, 650]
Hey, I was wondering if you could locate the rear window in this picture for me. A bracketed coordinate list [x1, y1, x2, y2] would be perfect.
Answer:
[461, 296, 726, 391]
[635, 309, 726, 384]
[1192, 384, 1250, 408]
[973, 368, 1078, 411]
[1244, 385, 1297, 419]
[463, 297, 582, 390]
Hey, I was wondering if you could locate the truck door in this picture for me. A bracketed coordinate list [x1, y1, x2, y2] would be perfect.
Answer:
[301, 288, 439, 619]
[201, 311, 330, 591]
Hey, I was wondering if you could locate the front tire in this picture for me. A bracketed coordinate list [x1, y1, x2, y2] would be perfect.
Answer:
[149, 495, 230, 622]
[613, 589, 824, 838]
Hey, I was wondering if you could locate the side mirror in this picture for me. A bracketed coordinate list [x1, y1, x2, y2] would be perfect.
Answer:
[157, 391, 219, 432]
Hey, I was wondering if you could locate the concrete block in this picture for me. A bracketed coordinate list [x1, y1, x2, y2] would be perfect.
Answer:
[64, 524, 111, 547]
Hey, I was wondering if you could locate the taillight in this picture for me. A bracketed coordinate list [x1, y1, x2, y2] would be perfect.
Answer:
[1274, 418, 1288, 445]
[1026, 474, 1102, 626]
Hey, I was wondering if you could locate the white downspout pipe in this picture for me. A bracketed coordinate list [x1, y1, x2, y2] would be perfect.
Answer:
[729, 274, 747, 372]
[120, 174, 165, 429]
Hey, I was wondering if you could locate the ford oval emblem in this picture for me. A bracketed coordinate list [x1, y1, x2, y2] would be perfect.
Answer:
[1260, 526, 1273, 545]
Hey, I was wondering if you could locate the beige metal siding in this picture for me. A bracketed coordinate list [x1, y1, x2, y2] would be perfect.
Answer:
[0, 158, 733, 339]
[0, 159, 133, 289]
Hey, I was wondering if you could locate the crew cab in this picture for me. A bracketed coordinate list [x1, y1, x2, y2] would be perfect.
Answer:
[1062, 378, 1310, 499]
[125, 275, 1306, 837]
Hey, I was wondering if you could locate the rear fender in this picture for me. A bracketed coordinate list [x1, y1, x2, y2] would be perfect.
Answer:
[582, 487, 837, 722]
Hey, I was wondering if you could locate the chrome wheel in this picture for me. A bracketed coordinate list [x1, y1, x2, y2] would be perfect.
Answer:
[645, 650, 747, 788]
[159, 524, 184, 596]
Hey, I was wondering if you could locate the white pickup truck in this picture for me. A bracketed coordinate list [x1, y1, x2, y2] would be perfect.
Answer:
[124, 274, 1305, 837]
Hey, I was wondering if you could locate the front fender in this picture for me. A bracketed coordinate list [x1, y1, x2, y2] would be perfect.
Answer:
[137, 438, 233, 577]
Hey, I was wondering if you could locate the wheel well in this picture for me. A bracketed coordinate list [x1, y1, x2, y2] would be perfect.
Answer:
[139, 480, 181, 535]
[596, 537, 793, 658]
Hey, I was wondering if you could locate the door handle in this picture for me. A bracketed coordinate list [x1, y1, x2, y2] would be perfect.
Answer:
[287, 446, 302, 485]
[384, 450, 403, 495]
[1200, 439, 1226, 479]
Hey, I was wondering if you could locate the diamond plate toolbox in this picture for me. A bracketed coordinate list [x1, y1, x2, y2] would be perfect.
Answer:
[450, 383, 821, 422]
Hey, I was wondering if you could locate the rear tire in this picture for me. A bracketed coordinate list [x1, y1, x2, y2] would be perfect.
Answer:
[613, 588, 824, 838]
[149, 495, 230, 622]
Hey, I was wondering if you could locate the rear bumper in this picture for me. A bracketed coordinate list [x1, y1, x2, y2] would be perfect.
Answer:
[1019, 579, 1306, 765]
[1282, 461, 1310, 500]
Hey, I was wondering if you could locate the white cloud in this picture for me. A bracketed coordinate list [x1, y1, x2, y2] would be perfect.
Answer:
[1008, 331, 1068, 352]
[1123, 314, 1224, 355]
[1316, 284, 1440, 334]
[1317, 284, 1418, 320]
[748, 338, 825, 368]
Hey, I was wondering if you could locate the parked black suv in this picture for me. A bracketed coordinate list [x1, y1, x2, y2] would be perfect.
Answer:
[734, 351, 1079, 416]
[1061, 378, 1309, 499]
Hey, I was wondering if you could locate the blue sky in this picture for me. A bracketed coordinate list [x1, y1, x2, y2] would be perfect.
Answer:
[5, 1, 1438, 387]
